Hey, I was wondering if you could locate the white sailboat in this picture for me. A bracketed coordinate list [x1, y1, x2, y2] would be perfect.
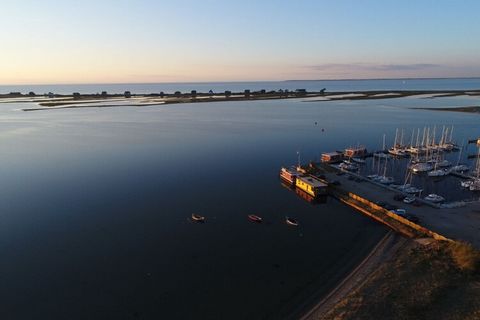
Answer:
[468, 147, 480, 191]
[451, 141, 469, 173]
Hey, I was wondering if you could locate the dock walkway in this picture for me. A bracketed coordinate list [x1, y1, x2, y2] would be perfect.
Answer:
[313, 163, 480, 248]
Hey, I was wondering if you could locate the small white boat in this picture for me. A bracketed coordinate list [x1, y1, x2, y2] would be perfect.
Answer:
[428, 169, 449, 177]
[436, 160, 451, 168]
[410, 162, 433, 173]
[377, 176, 395, 185]
[424, 194, 445, 203]
[468, 178, 480, 191]
[403, 196, 416, 204]
[404, 186, 423, 194]
[397, 184, 412, 191]
[461, 180, 474, 188]
[191, 213, 205, 222]
[451, 164, 469, 172]
[351, 157, 366, 164]
[285, 217, 299, 226]
[367, 174, 379, 180]
[339, 162, 359, 171]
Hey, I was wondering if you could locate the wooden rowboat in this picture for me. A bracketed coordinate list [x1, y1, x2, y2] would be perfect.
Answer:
[248, 214, 262, 223]
[191, 213, 205, 222]
[285, 217, 299, 226]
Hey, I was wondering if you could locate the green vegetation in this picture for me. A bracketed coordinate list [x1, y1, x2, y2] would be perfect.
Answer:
[322, 241, 480, 320]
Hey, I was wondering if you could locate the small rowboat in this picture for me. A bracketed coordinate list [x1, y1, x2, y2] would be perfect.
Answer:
[285, 217, 299, 226]
[191, 213, 205, 222]
[248, 214, 262, 223]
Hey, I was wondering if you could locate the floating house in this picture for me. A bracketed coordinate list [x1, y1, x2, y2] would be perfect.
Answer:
[321, 151, 344, 163]
[295, 176, 328, 197]
[280, 167, 301, 185]
[344, 146, 367, 158]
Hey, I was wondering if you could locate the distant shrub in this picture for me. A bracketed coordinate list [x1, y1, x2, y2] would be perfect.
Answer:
[448, 241, 480, 272]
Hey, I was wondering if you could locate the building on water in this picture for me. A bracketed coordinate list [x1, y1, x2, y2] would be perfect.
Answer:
[295, 176, 328, 197]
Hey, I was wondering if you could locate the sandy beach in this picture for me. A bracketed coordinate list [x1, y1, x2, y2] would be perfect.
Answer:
[300, 231, 405, 320]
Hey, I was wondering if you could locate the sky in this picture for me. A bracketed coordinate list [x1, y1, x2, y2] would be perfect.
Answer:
[1, 0, 480, 84]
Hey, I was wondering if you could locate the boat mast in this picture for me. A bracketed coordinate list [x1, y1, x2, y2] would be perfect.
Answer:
[393, 128, 398, 150]
[443, 127, 449, 147]
[456, 140, 464, 166]
[421, 127, 426, 148]
[440, 125, 445, 147]
[432, 126, 436, 148]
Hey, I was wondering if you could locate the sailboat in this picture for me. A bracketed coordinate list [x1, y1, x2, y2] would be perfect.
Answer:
[451, 141, 469, 173]
[374, 134, 389, 158]
[428, 154, 449, 177]
[388, 128, 408, 157]
[377, 157, 395, 184]
[468, 147, 480, 191]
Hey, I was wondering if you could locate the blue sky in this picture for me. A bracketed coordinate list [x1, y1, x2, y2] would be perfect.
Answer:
[1, 0, 479, 84]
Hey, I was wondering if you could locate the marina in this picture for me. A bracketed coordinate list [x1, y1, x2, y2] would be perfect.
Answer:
[317, 126, 480, 204]
[281, 126, 480, 246]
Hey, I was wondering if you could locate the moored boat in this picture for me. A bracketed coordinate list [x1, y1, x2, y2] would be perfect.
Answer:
[424, 194, 445, 203]
[436, 159, 451, 168]
[351, 157, 366, 164]
[285, 217, 299, 226]
[403, 196, 416, 204]
[377, 176, 395, 185]
[404, 186, 423, 194]
[339, 161, 359, 171]
[280, 166, 301, 185]
[410, 162, 433, 173]
[191, 213, 205, 222]
[427, 169, 449, 177]
[248, 214, 263, 223]
[451, 164, 469, 172]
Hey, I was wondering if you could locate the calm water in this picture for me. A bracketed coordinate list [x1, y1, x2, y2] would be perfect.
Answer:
[0, 84, 479, 319]
[1, 77, 480, 94]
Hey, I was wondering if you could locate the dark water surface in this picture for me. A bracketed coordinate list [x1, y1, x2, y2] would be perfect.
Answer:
[0, 93, 479, 319]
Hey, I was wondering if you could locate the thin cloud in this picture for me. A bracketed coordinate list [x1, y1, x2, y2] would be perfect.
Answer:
[308, 63, 441, 72]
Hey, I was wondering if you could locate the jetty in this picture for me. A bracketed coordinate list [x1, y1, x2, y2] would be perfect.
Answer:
[283, 159, 480, 248]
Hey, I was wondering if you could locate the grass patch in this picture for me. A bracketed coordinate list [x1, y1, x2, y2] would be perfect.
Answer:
[448, 242, 480, 272]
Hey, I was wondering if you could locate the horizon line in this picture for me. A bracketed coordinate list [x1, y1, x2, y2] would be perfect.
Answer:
[1, 76, 480, 87]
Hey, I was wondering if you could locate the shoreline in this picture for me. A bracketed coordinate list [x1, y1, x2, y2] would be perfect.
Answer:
[299, 231, 405, 320]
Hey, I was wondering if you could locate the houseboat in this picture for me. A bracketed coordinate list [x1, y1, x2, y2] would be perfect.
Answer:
[295, 175, 328, 197]
[279, 166, 301, 185]
[344, 146, 367, 158]
[321, 151, 344, 163]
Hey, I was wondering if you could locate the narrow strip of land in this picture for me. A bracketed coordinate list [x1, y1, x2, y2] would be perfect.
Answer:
[0, 89, 479, 112]
[414, 106, 480, 113]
